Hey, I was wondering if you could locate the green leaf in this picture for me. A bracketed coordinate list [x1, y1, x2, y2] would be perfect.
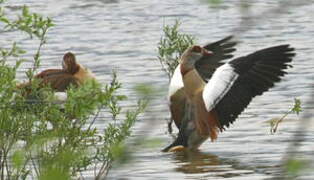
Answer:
[157, 20, 195, 79]
[15, 59, 25, 69]
[17, 48, 26, 54]
[22, 6, 29, 17]
[12, 150, 26, 170]
[111, 142, 130, 164]
[292, 98, 302, 115]
[0, 17, 9, 24]
[285, 158, 308, 176]
[39, 168, 71, 180]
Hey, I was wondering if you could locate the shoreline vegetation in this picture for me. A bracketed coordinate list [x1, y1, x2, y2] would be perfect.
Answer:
[0, 3, 147, 179]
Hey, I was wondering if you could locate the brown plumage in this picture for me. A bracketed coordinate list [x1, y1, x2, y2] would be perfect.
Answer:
[180, 53, 220, 142]
[18, 52, 95, 92]
[169, 88, 186, 128]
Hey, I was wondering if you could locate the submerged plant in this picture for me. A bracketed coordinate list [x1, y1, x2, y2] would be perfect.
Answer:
[270, 98, 302, 134]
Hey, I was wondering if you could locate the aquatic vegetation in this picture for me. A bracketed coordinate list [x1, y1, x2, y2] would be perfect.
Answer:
[157, 20, 195, 80]
[270, 98, 302, 134]
[0, 3, 146, 179]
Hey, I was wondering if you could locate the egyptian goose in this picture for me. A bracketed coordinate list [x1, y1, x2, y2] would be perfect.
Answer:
[163, 36, 295, 152]
[19, 52, 96, 92]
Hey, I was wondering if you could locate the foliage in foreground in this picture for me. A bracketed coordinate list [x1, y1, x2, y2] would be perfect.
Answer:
[0, 3, 146, 180]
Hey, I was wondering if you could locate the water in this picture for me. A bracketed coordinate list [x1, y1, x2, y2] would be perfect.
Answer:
[2, 0, 314, 179]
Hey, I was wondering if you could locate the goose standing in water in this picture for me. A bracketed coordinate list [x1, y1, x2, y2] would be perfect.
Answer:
[164, 36, 295, 152]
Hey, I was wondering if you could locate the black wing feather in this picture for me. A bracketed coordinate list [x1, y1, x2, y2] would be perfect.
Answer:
[214, 44, 295, 130]
[195, 36, 237, 81]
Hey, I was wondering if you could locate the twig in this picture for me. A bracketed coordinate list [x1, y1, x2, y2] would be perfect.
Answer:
[271, 111, 291, 134]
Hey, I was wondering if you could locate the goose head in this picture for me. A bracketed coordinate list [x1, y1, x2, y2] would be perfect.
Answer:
[62, 52, 96, 84]
[180, 45, 212, 75]
[62, 52, 79, 74]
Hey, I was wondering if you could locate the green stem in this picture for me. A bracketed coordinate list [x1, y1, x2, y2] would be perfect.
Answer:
[28, 27, 48, 81]
[272, 110, 292, 134]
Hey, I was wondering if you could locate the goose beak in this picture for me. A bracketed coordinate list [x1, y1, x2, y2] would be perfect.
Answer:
[203, 49, 213, 56]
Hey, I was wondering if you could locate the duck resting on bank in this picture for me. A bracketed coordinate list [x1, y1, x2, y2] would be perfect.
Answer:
[18, 52, 96, 92]
[163, 36, 295, 152]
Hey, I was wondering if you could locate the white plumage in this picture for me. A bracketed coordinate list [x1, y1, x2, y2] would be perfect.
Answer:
[202, 63, 239, 111]
[168, 64, 184, 101]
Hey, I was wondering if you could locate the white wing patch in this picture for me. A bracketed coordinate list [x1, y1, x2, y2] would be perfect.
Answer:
[168, 65, 184, 101]
[202, 63, 239, 111]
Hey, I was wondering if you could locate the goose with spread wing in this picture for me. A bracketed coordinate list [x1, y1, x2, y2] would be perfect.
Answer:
[163, 36, 295, 152]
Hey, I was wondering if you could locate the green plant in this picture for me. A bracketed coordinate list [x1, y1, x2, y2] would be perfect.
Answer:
[157, 20, 195, 80]
[270, 98, 302, 134]
[0, 5, 54, 80]
[0, 3, 146, 179]
[284, 158, 309, 178]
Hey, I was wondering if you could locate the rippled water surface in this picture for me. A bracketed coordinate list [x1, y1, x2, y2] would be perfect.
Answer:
[3, 0, 314, 179]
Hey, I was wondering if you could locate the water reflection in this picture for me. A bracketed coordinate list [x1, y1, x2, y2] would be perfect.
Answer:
[172, 150, 254, 178]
